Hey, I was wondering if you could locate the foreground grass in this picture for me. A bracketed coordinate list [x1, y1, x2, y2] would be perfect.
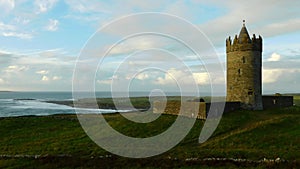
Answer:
[0, 106, 299, 168]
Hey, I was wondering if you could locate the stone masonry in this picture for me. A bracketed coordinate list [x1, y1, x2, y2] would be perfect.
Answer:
[226, 21, 263, 110]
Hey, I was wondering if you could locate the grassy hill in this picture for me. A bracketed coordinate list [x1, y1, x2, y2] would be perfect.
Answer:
[0, 101, 299, 168]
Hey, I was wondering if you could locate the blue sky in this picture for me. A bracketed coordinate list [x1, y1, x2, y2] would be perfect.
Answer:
[0, 0, 299, 94]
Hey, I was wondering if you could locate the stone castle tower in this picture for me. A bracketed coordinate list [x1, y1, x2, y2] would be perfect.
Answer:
[226, 21, 263, 110]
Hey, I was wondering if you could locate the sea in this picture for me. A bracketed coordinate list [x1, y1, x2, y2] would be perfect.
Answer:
[0, 91, 184, 117]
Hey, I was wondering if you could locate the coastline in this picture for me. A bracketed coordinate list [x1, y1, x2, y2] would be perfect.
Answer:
[45, 97, 158, 110]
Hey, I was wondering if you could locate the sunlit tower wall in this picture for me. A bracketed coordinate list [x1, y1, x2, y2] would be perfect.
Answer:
[226, 21, 263, 110]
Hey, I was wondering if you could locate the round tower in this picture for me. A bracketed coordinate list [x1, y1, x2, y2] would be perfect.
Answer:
[226, 21, 263, 110]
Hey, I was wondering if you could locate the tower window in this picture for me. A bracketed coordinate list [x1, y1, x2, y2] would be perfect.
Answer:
[242, 57, 246, 63]
[238, 69, 242, 75]
[248, 88, 253, 95]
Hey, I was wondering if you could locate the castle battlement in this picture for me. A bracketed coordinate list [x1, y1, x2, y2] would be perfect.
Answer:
[226, 34, 262, 53]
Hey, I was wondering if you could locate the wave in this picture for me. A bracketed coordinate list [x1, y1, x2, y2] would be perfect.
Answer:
[0, 98, 132, 118]
[10, 99, 74, 110]
[74, 107, 131, 114]
[0, 99, 14, 102]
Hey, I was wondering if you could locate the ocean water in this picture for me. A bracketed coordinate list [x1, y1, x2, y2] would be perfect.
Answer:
[0, 91, 156, 117]
[0, 91, 187, 117]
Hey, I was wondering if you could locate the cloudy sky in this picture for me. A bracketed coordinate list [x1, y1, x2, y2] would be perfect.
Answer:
[0, 0, 299, 94]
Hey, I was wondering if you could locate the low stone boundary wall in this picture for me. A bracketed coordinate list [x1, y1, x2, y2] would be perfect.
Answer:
[153, 101, 206, 119]
[262, 96, 293, 109]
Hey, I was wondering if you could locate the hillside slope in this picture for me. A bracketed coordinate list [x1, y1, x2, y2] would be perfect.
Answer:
[0, 106, 299, 168]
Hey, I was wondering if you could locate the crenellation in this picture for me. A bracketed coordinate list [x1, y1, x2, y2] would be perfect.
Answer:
[233, 35, 238, 45]
[226, 35, 262, 53]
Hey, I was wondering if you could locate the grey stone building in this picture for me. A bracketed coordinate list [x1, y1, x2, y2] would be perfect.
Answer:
[226, 21, 263, 110]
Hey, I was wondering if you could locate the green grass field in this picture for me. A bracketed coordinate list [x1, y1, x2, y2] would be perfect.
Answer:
[0, 98, 299, 168]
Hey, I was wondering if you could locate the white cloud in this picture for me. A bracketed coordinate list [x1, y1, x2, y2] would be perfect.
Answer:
[14, 17, 31, 25]
[164, 0, 194, 20]
[255, 18, 300, 38]
[267, 53, 281, 62]
[52, 76, 62, 80]
[64, 0, 110, 13]
[36, 70, 49, 75]
[97, 75, 118, 85]
[65, 0, 173, 14]
[0, 49, 11, 55]
[125, 0, 173, 11]
[263, 69, 283, 83]
[0, 0, 15, 13]
[109, 36, 162, 55]
[64, 0, 180, 27]
[66, 0, 300, 54]
[0, 22, 32, 40]
[42, 75, 49, 81]
[106, 34, 194, 59]
[155, 68, 211, 86]
[0, 78, 5, 84]
[0, 49, 74, 91]
[263, 68, 300, 84]
[35, 0, 58, 13]
[0, 22, 31, 40]
[0, 22, 15, 31]
[97, 79, 112, 85]
[2, 32, 32, 39]
[193, 72, 210, 85]
[135, 73, 149, 80]
[0, 0, 299, 93]
[45, 19, 59, 31]
[195, 0, 300, 46]
[4, 65, 28, 73]
[15, 50, 75, 66]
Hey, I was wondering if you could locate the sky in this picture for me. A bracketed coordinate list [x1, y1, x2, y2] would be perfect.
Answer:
[0, 0, 299, 94]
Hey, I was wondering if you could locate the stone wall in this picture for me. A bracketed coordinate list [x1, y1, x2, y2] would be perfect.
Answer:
[153, 101, 242, 120]
[153, 96, 293, 120]
[206, 102, 241, 115]
[262, 96, 294, 109]
[153, 101, 207, 120]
